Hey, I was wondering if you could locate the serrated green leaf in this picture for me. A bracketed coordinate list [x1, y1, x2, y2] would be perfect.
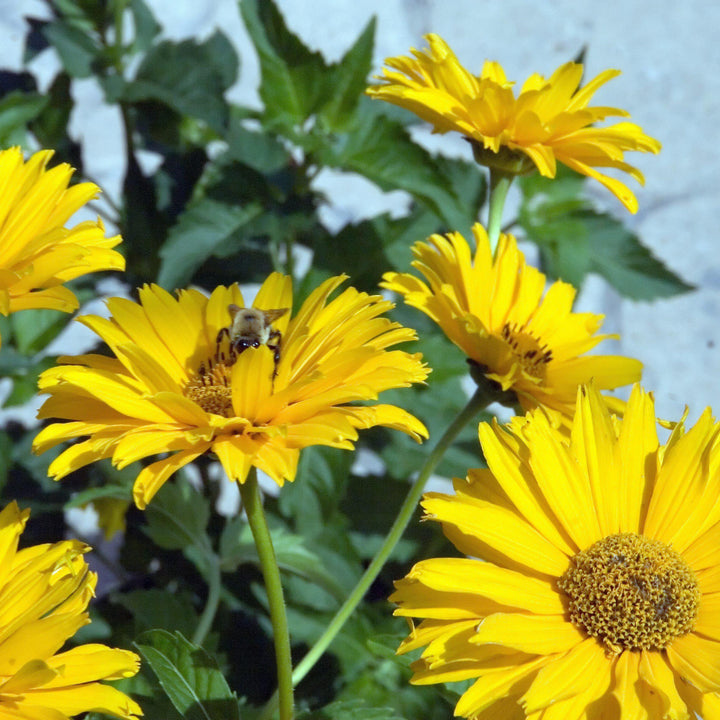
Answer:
[144, 482, 210, 550]
[123, 33, 237, 131]
[241, 0, 330, 127]
[319, 18, 376, 130]
[536, 227, 591, 287]
[157, 198, 263, 289]
[42, 20, 101, 78]
[317, 105, 469, 231]
[136, 630, 239, 720]
[587, 218, 694, 300]
[0, 91, 49, 144]
[519, 170, 692, 297]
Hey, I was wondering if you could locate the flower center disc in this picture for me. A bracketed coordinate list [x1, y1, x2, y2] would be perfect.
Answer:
[501, 322, 552, 379]
[184, 359, 234, 417]
[558, 533, 700, 653]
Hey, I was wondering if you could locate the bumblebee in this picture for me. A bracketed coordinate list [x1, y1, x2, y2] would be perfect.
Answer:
[216, 305, 289, 374]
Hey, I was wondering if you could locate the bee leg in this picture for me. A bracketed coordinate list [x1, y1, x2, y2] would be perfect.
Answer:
[267, 330, 282, 379]
[215, 327, 230, 363]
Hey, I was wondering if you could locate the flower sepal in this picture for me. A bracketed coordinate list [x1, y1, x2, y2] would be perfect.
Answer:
[469, 140, 536, 176]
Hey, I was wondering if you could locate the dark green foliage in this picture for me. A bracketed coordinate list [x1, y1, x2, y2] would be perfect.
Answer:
[137, 630, 240, 720]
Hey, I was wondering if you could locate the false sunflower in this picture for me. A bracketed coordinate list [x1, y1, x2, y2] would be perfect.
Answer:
[0, 147, 124, 326]
[393, 384, 720, 719]
[0, 500, 140, 719]
[34, 273, 428, 509]
[381, 224, 640, 421]
[367, 34, 660, 212]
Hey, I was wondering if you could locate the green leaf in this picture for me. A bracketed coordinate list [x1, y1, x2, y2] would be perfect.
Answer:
[518, 168, 693, 298]
[225, 120, 289, 173]
[129, 0, 161, 54]
[10, 307, 69, 355]
[317, 104, 470, 231]
[220, 518, 349, 603]
[144, 482, 210, 551]
[299, 699, 406, 720]
[117, 590, 199, 636]
[0, 91, 49, 144]
[277, 446, 351, 535]
[157, 198, 263, 289]
[241, 0, 330, 127]
[587, 218, 694, 300]
[319, 18, 376, 130]
[136, 630, 239, 720]
[42, 20, 101, 78]
[3, 357, 55, 407]
[123, 33, 238, 131]
[29, 73, 75, 155]
[64, 482, 132, 508]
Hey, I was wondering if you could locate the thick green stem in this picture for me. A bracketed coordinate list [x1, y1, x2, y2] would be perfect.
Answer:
[259, 387, 494, 720]
[486, 169, 514, 253]
[192, 551, 222, 646]
[240, 471, 294, 720]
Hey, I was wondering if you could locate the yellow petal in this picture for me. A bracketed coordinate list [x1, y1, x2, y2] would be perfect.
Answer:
[520, 637, 607, 712]
[666, 633, 720, 693]
[472, 612, 585, 654]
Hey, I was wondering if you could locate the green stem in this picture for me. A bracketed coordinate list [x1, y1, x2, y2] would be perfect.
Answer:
[192, 550, 222, 646]
[486, 168, 514, 253]
[240, 470, 294, 720]
[258, 386, 494, 720]
[284, 232, 295, 277]
[112, 0, 128, 68]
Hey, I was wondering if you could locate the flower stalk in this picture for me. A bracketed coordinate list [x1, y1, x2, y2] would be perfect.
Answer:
[192, 549, 222, 647]
[260, 384, 497, 719]
[486, 168, 513, 253]
[239, 470, 294, 720]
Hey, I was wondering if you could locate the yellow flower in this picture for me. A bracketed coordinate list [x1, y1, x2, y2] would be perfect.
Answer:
[392, 384, 720, 719]
[34, 274, 429, 509]
[0, 147, 124, 322]
[0, 501, 141, 720]
[381, 224, 640, 421]
[367, 35, 660, 212]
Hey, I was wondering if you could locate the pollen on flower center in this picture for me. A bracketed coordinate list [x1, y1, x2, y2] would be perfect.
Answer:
[501, 322, 553, 378]
[183, 358, 234, 417]
[558, 533, 700, 654]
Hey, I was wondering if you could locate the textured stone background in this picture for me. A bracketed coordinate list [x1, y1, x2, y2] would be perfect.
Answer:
[2, 0, 719, 424]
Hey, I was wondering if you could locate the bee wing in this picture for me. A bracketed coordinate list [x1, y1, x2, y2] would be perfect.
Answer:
[227, 304, 243, 319]
[262, 308, 289, 324]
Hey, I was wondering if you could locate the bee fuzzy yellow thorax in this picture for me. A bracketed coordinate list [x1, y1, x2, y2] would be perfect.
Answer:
[217, 304, 289, 369]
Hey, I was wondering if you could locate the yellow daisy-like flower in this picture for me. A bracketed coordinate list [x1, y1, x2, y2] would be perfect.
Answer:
[393, 383, 720, 719]
[0, 500, 141, 720]
[381, 224, 640, 421]
[367, 34, 660, 212]
[0, 147, 124, 324]
[33, 273, 429, 509]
